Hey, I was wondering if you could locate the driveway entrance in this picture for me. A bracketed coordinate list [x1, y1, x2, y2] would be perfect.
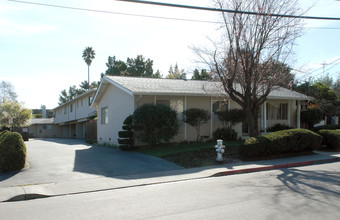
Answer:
[0, 139, 183, 187]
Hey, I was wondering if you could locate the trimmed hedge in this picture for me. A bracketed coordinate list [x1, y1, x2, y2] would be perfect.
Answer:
[311, 124, 340, 132]
[318, 129, 340, 149]
[0, 132, 27, 172]
[267, 123, 292, 132]
[213, 128, 238, 141]
[118, 115, 135, 151]
[132, 104, 179, 145]
[0, 130, 9, 143]
[239, 129, 322, 158]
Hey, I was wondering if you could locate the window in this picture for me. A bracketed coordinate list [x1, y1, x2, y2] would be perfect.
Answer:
[156, 99, 184, 113]
[156, 100, 170, 107]
[279, 103, 288, 120]
[88, 96, 93, 106]
[212, 101, 227, 114]
[266, 103, 288, 120]
[70, 104, 73, 112]
[101, 107, 109, 124]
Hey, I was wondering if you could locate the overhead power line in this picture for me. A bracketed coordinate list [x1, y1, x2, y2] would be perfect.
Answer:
[296, 58, 340, 80]
[116, 0, 340, 21]
[7, 0, 340, 26]
[7, 0, 219, 24]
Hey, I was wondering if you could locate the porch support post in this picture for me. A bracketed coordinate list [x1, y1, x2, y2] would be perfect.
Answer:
[210, 97, 213, 139]
[184, 96, 187, 140]
[287, 100, 291, 127]
[263, 101, 267, 132]
[69, 124, 72, 138]
[297, 100, 301, 128]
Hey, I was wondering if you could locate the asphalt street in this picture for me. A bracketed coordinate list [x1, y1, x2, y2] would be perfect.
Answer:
[1, 162, 339, 219]
[0, 138, 182, 187]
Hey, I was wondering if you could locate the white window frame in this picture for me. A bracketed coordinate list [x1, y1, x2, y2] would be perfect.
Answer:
[101, 107, 109, 124]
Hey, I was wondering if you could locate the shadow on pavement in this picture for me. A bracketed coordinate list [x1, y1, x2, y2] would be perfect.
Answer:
[276, 167, 340, 204]
[0, 170, 21, 182]
[73, 145, 184, 178]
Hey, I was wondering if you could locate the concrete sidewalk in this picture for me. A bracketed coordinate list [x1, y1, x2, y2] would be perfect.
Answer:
[1, 150, 340, 202]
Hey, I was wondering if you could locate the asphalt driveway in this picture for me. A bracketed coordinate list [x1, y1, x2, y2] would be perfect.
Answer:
[0, 138, 183, 188]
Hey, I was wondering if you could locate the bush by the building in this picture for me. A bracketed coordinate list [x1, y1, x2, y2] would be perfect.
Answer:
[0, 132, 27, 172]
[267, 123, 292, 132]
[132, 104, 179, 145]
[183, 108, 210, 141]
[318, 129, 340, 149]
[118, 115, 135, 151]
[311, 124, 340, 132]
[300, 107, 323, 129]
[239, 129, 322, 158]
[213, 128, 238, 141]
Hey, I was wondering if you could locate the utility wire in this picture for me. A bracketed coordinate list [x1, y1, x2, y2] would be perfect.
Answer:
[7, 0, 340, 28]
[116, 0, 340, 21]
[7, 0, 219, 24]
[296, 58, 340, 80]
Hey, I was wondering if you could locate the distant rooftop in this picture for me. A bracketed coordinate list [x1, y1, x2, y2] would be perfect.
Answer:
[54, 89, 96, 110]
[30, 118, 54, 125]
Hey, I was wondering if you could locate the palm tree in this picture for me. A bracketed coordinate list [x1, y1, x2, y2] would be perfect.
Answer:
[82, 47, 96, 89]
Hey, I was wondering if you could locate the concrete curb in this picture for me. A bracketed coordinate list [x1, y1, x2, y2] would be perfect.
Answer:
[213, 157, 340, 177]
[1, 154, 340, 203]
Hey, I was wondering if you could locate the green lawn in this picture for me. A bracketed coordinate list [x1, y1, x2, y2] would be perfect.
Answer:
[137, 141, 244, 157]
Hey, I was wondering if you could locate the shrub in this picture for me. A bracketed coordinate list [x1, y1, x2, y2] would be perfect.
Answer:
[239, 129, 322, 158]
[318, 129, 340, 149]
[0, 132, 27, 172]
[267, 123, 292, 132]
[216, 109, 245, 128]
[301, 107, 323, 129]
[0, 130, 10, 145]
[213, 128, 238, 141]
[118, 115, 135, 151]
[132, 104, 179, 145]
[311, 124, 340, 132]
[86, 139, 97, 144]
[183, 108, 210, 141]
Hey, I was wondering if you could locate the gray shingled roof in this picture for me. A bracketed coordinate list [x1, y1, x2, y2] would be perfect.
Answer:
[105, 76, 310, 100]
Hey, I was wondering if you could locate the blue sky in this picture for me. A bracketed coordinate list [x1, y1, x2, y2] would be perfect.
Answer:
[1, 0, 339, 109]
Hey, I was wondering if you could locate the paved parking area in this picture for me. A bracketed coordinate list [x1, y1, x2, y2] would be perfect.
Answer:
[0, 138, 183, 187]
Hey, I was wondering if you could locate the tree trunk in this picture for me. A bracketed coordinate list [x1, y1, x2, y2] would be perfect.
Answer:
[247, 107, 259, 137]
[196, 125, 200, 142]
[88, 65, 90, 90]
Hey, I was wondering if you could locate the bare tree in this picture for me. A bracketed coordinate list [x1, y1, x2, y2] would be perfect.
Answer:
[0, 81, 18, 102]
[193, 0, 303, 136]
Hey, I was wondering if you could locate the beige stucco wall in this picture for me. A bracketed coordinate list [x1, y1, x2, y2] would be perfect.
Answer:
[29, 124, 63, 138]
[97, 84, 135, 145]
